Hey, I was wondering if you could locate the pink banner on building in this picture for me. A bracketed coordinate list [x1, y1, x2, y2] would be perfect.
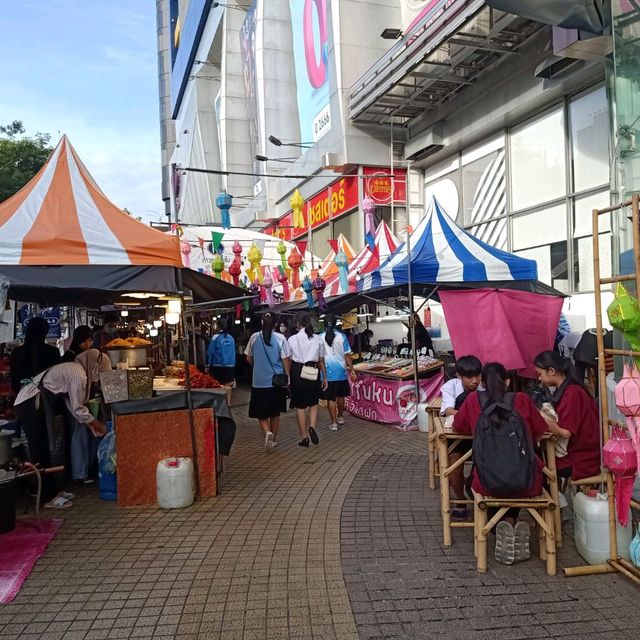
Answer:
[346, 371, 444, 430]
[439, 289, 563, 378]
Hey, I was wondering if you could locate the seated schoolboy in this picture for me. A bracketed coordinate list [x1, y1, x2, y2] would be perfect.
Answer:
[440, 355, 482, 417]
[453, 362, 548, 565]
[439, 355, 482, 519]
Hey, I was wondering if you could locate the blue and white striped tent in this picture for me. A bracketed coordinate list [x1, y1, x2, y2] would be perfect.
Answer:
[358, 197, 537, 291]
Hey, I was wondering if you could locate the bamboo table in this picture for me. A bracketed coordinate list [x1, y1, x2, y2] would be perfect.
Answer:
[435, 417, 474, 546]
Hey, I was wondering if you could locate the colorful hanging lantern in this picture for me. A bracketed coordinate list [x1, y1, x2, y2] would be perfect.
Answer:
[302, 275, 314, 308]
[313, 275, 326, 309]
[363, 196, 375, 237]
[249, 280, 260, 307]
[229, 241, 242, 284]
[277, 266, 290, 301]
[212, 253, 224, 279]
[216, 191, 233, 230]
[611, 363, 640, 526]
[247, 242, 263, 283]
[288, 246, 303, 289]
[335, 247, 349, 294]
[291, 189, 305, 229]
[263, 270, 275, 308]
[277, 240, 288, 271]
[228, 243, 243, 318]
[608, 283, 640, 367]
[615, 363, 640, 473]
[180, 239, 192, 268]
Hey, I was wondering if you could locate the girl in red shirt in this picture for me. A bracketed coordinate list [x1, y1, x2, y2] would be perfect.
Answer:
[453, 362, 548, 565]
[534, 350, 600, 481]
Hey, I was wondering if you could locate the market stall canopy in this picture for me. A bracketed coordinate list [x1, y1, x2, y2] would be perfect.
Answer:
[358, 197, 539, 291]
[0, 136, 249, 306]
[0, 136, 182, 267]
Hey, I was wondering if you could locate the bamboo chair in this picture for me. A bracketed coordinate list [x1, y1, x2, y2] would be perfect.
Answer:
[472, 440, 559, 576]
[426, 397, 442, 490]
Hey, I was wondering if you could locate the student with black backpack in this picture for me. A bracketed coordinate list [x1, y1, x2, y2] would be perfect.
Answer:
[453, 362, 548, 565]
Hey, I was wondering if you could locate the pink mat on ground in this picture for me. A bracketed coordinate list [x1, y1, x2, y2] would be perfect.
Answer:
[0, 517, 62, 604]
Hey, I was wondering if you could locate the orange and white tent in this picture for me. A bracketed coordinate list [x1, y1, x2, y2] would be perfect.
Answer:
[0, 136, 181, 267]
[0, 136, 246, 306]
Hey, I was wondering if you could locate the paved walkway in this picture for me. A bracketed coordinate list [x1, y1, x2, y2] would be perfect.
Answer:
[0, 388, 639, 640]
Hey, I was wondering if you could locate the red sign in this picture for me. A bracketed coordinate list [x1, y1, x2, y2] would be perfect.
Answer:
[363, 167, 407, 205]
[292, 175, 359, 238]
[263, 213, 292, 241]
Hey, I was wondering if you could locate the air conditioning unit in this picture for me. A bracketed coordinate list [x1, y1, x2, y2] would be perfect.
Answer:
[404, 121, 445, 161]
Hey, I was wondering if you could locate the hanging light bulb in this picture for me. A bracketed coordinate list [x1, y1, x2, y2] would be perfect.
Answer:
[167, 299, 182, 313]
[153, 320, 163, 328]
[165, 312, 180, 325]
[149, 328, 158, 337]
[120, 310, 129, 317]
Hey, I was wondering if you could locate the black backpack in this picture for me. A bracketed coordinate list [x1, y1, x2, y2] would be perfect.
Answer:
[472, 391, 535, 497]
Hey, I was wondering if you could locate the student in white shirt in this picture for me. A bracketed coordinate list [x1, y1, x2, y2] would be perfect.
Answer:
[288, 312, 328, 448]
[439, 355, 482, 519]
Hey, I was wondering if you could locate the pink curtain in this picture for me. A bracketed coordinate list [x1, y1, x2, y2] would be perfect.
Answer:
[439, 289, 563, 378]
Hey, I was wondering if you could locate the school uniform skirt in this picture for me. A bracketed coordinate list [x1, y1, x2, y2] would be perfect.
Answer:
[249, 386, 288, 420]
[289, 361, 321, 409]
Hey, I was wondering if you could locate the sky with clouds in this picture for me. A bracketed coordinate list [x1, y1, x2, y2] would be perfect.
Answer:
[0, 0, 164, 223]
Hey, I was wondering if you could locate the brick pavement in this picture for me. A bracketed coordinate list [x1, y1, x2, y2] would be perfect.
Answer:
[341, 450, 640, 640]
[0, 388, 638, 640]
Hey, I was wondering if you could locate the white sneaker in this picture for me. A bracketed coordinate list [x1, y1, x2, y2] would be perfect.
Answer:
[329, 423, 339, 431]
[265, 431, 275, 452]
[337, 416, 345, 426]
[272, 440, 278, 447]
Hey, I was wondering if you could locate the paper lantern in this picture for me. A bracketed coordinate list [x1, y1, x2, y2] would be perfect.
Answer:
[302, 276, 314, 308]
[247, 242, 263, 284]
[180, 239, 192, 268]
[229, 247, 242, 284]
[291, 189, 305, 229]
[335, 247, 349, 294]
[615, 364, 640, 471]
[313, 275, 326, 309]
[288, 246, 303, 289]
[263, 270, 275, 308]
[277, 240, 288, 271]
[362, 196, 375, 237]
[215, 191, 233, 230]
[249, 280, 260, 307]
[277, 266, 290, 301]
[212, 253, 224, 279]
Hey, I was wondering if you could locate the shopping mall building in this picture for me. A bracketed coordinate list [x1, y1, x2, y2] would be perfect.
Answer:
[157, 0, 639, 330]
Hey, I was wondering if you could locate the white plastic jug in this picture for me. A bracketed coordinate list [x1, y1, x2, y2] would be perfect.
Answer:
[156, 457, 195, 509]
[417, 403, 429, 433]
[573, 492, 632, 564]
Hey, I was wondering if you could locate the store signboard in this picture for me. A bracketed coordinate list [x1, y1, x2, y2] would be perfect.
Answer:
[292, 176, 359, 238]
[290, 0, 332, 144]
[263, 213, 293, 241]
[363, 167, 407, 205]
